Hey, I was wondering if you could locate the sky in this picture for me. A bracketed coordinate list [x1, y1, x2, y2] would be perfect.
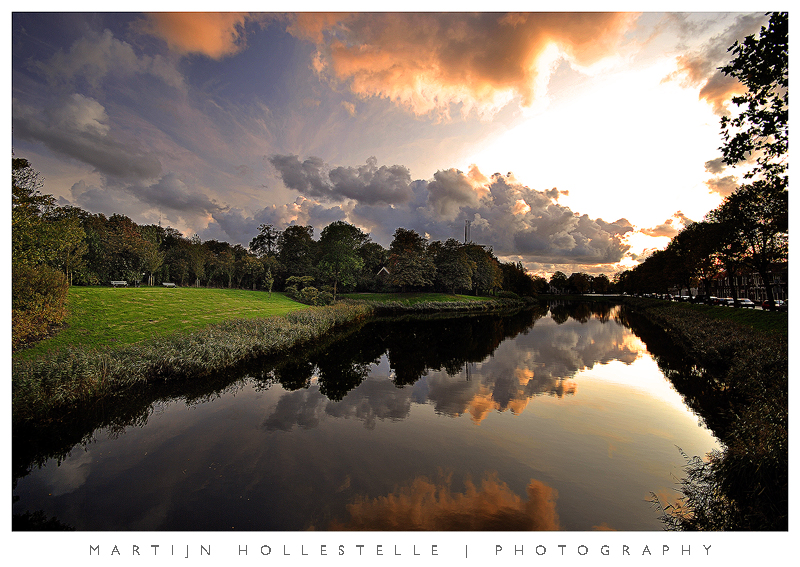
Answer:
[10, 7, 771, 278]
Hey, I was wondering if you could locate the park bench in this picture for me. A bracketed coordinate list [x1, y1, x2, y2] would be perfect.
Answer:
[162, 282, 177, 288]
[110, 281, 128, 287]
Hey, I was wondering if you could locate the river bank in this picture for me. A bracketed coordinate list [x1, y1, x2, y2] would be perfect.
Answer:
[620, 298, 788, 530]
[11, 295, 526, 423]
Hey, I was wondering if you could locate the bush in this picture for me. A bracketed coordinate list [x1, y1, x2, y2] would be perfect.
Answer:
[297, 286, 319, 305]
[497, 290, 520, 299]
[12, 264, 69, 350]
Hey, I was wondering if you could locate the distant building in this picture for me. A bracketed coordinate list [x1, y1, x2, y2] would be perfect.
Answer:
[689, 263, 788, 301]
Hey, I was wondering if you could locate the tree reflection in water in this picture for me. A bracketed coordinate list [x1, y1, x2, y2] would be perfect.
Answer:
[15, 300, 715, 531]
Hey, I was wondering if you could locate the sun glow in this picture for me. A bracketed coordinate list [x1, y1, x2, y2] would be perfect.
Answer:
[464, 59, 723, 230]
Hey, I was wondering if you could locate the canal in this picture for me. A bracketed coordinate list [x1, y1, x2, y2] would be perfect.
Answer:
[12, 302, 720, 530]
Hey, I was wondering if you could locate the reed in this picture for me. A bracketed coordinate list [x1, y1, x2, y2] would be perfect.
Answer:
[12, 302, 372, 422]
[625, 298, 788, 530]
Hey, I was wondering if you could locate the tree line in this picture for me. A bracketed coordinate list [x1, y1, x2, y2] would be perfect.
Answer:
[617, 13, 788, 306]
[11, 157, 548, 347]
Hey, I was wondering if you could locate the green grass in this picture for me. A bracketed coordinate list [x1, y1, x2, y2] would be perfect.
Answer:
[654, 300, 788, 338]
[341, 292, 494, 304]
[15, 287, 307, 359]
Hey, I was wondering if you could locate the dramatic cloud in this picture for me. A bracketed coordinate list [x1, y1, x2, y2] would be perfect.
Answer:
[263, 379, 415, 432]
[705, 175, 739, 197]
[704, 157, 727, 174]
[13, 95, 162, 180]
[270, 155, 413, 205]
[638, 211, 694, 237]
[667, 13, 766, 114]
[126, 173, 223, 215]
[34, 28, 185, 91]
[331, 473, 561, 530]
[289, 12, 638, 118]
[426, 167, 487, 219]
[269, 156, 633, 269]
[641, 218, 680, 238]
[135, 13, 254, 60]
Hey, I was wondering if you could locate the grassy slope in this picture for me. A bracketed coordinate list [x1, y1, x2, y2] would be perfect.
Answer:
[17, 288, 496, 359]
[16, 287, 307, 359]
[340, 292, 494, 304]
[645, 299, 788, 338]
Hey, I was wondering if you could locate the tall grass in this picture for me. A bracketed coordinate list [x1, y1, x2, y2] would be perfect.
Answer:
[12, 291, 528, 423]
[12, 302, 372, 422]
[624, 298, 788, 530]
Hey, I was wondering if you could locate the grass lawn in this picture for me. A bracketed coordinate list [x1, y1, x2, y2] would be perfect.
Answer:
[680, 301, 788, 338]
[340, 292, 494, 304]
[16, 287, 308, 359]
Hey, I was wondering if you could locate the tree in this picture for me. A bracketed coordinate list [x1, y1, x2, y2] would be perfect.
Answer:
[238, 254, 264, 290]
[567, 272, 591, 294]
[11, 158, 70, 348]
[387, 228, 435, 291]
[104, 214, 148, 283]
[317, 221, 367, 300]
[278, 225, 315, 282]
[710, 12, 788, 306]
[263, 267, 275, 296]
[706, 180, 787, 305]
[139, 225, 165, 286]
[719, 12, 787, 185]
[42, 205, 88, 286]
[357, 241, 389, 291]
[12, 158, 60, 267]
[189, 235, 207, 287]
[594, 274, 611, 294]
[464, 244, 502, 295]
[249, 223, 279, 257]
[549, 271, 568, 294]
[500, 261, 537, 296]
[430, 238, 474, 294]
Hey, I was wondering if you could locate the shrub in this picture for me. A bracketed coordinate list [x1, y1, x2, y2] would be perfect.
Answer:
[498, 290, 520, 299]
[297, 286, 319, 305]
[12, 264, 69, 350]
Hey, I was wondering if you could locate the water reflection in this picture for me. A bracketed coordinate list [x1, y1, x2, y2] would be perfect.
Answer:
[262, 303, 644, 429]
[13, 301, 721, 531]
[330, 472, 560, 531]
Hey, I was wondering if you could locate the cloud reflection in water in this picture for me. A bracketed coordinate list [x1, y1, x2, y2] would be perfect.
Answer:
[330, 472, 560, 531]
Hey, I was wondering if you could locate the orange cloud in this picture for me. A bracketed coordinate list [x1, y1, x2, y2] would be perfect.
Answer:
[673, 54, 747, 114]
[289, 13, 638, 117]
[138, 13, 252, 59]
[331, 472, 561, 530]
[705, 174, 739, 197]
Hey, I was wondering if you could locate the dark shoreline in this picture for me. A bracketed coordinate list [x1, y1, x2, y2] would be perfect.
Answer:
[618, 298, 788, 530]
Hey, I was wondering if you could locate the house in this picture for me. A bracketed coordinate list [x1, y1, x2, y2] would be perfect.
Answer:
[707, 263, 788, 302]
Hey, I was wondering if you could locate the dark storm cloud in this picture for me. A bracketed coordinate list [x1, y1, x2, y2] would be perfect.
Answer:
[269, 154, 413, 206]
